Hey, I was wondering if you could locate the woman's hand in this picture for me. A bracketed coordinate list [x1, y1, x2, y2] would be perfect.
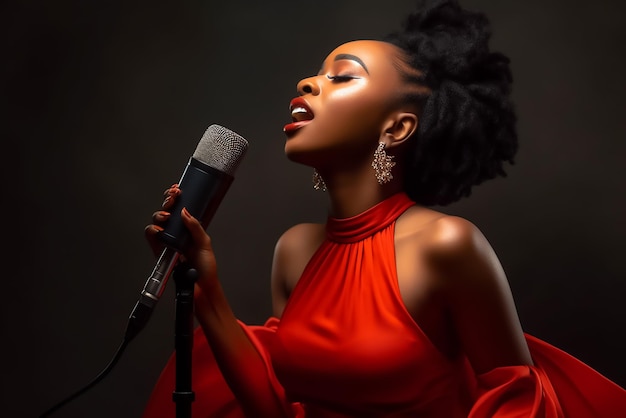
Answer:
[144, 184, 218, 291]
[144, 184, 180, 258]
[143, 186, 290, 418]
[179, 205, 219, 294]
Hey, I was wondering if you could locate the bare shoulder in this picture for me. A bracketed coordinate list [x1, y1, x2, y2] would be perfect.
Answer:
[273, 223, 327, 272]
[397, 209, 499, 287]
[396, 207, 482, 249]
[273, 222, 326, 277]
[394, 209, 494, 291]
[271, 223, 326, 317]
[423, 215, 487, 259]
[414, 214, 532, 371]
[275, 222, 326, 251]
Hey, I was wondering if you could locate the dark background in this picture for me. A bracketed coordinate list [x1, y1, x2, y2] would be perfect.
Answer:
[3, 1, 625, 417]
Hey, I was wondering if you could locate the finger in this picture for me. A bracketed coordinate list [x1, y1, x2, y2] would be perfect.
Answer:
[162, 185, 181, 209]
[162, 183, 180, 196]
[151, 210, 170, 224]
[181, 207, 212, 249]
[144, 224, 164, 240]
[144, 224, 165, 257]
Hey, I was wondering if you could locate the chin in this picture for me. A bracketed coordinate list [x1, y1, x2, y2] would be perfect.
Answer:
[284, 146, 315, 167]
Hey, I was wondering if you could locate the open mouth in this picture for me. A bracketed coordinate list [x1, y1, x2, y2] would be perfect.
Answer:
[290, 102, 314, 122]
[284, 98, 314, 135]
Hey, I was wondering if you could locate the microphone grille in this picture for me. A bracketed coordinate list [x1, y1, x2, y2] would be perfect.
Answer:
[193, 124, 249, 175]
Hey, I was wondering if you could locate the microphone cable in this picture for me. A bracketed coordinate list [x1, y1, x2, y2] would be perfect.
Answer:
[39, 124, 248, 416]
[39, 288, 157, 416]
[38, 338, 129, 417]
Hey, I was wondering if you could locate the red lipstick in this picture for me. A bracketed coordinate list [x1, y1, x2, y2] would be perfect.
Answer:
[284, 98, 314, 136]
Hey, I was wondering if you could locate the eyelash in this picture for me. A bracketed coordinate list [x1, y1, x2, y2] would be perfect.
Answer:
[326, 74, 355, 82]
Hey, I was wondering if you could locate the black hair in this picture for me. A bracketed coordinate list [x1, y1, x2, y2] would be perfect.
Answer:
[383, 0, 517, 206]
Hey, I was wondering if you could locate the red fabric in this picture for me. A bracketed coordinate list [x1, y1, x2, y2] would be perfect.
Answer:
[143, 193, 626, 417]
[141, 319, 305, 418]
[523, 335, 626, 417]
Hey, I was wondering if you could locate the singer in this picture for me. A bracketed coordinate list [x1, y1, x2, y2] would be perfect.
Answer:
[143, 1, 626, 417]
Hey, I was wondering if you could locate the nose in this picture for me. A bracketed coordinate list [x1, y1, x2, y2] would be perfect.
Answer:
[297, 75, 321, 96]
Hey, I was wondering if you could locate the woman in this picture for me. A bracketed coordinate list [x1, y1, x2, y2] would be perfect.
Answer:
[143, 1, 626, 417]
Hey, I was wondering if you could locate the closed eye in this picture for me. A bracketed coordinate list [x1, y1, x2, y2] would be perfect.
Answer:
[326, 74, 358, 82]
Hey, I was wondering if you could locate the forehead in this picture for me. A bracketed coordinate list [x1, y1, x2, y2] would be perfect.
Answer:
[322, 40, 402, 74]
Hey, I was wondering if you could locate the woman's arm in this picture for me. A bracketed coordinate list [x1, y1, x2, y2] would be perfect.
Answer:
[426, 216, 532, 374]
[146, 187, 290, 418]
[420, 216, 564, 416]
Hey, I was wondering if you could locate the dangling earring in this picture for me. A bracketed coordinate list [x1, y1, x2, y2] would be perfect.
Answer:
[372, 142, 395, 184]
[312, 169, 327, 191]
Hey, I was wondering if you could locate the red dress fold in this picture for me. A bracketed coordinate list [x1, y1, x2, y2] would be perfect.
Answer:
[143, 193, 626, 417]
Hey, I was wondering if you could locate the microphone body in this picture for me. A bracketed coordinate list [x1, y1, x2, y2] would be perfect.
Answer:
[127, 124, 248, 341]
[159, 157, 234, 252]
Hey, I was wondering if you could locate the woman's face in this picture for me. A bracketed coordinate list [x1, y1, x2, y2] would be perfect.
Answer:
[283, 40, 410, 169]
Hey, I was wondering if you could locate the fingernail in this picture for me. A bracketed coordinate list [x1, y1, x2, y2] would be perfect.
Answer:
[153, 225, 164, 233]
[182, 207, 190, 217]
[163, 196, 171, 206]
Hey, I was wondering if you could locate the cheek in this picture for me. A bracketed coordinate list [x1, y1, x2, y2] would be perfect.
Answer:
[284, 87, 394, 163]
[321, 90, 389, 134]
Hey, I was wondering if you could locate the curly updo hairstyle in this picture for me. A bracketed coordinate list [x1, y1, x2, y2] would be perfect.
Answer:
[383, 0, 517, 206]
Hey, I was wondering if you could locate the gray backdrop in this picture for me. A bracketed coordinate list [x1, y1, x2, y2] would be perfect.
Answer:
[3, 1, 625, 417]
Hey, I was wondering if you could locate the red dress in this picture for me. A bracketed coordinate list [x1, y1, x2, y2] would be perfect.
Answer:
[143, 193, 626, 417]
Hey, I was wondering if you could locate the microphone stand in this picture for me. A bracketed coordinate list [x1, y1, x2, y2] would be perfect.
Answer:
[172, 262, 197, 418]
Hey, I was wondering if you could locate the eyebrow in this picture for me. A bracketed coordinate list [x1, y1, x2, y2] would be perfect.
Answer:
[318, 53, 370, 75]
[334, 53, 369, 74]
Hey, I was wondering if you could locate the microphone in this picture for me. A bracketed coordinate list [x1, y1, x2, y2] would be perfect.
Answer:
[125, 124, 249, 341]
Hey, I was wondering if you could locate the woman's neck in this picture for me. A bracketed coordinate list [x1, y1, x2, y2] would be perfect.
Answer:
[320, 167, 404, 219]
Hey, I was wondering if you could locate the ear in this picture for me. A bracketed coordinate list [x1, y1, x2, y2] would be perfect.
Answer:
[380, 112, 418, 148]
